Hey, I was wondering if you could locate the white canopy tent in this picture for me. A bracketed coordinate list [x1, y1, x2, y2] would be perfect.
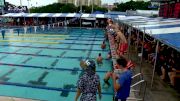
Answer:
[1, 13, 82, 18]
[1, 13, 110, 18]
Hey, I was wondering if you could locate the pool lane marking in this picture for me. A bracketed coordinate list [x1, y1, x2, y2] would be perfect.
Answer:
[0, 39, 102, 45]
[0, 40, 61, 44]
[1, 34, 103, 38]
[0, 81, 113, 95]
[35, 50, 43, 55]
[0, 68, 16, 81]
[0, 34, 69, 37]
[65, 38, 103, 41]
[14, 49, 22, 53]
[59, 51, 66, 58]
[0, 52, 111, 60]
[3, 36, 103, 41]
[0, 45, 108, 52]
[22, 57, 33, 64]
[3, 34, 104, 39]
[4, 37, 103, 42]
[0, 62, 109, 73]
[0, 41, 102, 45]
[28, 71, 48, 86]
[1, 36, 68, 39]
[51, 59, 59, 67]
[87, 32, 98, 59]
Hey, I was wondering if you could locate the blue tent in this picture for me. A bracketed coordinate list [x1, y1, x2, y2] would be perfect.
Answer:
[92, 11, 104, 14]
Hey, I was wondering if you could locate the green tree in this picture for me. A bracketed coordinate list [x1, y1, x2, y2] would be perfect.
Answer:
[30, 3, 108, 13]
[94, 6, 108, 13]
[113, 0, 156, 12]
[61, 3, 77, 13]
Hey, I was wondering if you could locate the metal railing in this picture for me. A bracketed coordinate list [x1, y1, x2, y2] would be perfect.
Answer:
[130, 73, 147, 101]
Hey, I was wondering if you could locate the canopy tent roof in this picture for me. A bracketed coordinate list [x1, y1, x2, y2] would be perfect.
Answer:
[1, 13, 125, 19]
[1, 13, 82, 18]
[119, 16, 180, 52]
[1, 13, 111, 18]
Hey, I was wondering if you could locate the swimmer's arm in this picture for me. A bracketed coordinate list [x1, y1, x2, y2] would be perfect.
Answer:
[98, 82, 102, 100]
[75, 89, 81, 101]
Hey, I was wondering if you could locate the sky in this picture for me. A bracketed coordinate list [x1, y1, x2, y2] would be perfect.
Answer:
[5, 0, 128, 7]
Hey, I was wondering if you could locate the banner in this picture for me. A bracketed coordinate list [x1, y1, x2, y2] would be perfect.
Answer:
[5, 5, 28, 13]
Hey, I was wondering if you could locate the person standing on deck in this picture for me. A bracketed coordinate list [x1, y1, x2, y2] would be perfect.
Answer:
[114, 26, 128, 56]
[112, 58, 132, 101]
[1, 30, 5, 40]
[75, 60, 102, 101]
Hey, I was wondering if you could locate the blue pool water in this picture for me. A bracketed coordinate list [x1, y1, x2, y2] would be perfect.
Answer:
[0, 28, 113, 101]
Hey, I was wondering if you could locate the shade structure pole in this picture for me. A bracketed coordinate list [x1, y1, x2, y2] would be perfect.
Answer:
[37, 17, 38, 26]
[51, 17, 53, 24]
[80, 17, 82, 28]
[79, 0, 82, 28]
[136, 25, 140, 58]
[24, 17, 25, 26]
[65, 17, 67, 27]
[140, 27, 145, 73]
[127, 24, 132, 59]
[151, 41, 159, 88]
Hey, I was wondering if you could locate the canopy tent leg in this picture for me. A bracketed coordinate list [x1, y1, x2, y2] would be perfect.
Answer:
[127, 24, 132, 59]
[136, 26, 140, 62]
[1, 7, 4, 15]
[37, 17, 39, 26]
[151, 41, 159, 88]
[94, 18, 96, 28]
[55, 17, 57, 26]
[80, 17, 82, 28]
[140, 27, 145, 73]
[65, 17, 67, 27]
[51, 17, 53, 24]
[24, 17, 26, 26]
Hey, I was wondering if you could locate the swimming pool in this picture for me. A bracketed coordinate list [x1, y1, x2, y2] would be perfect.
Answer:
[0, 27, 113, 101]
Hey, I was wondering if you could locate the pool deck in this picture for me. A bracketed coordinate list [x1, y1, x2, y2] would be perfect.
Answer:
[0, 96, 37, 101]
[128, 46, 180, 101]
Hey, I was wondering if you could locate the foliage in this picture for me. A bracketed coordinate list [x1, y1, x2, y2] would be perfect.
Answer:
[94, 6, 108, 13]
[61, 3, 77, 13]
[113, 0, 157, 12]
[30, 3, 64, 13]
[30, 3, 108, 13]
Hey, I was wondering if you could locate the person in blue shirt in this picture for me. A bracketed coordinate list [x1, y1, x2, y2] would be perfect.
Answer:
[112, 58, 132, 101]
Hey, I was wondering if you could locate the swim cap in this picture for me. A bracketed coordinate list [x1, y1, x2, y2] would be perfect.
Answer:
[85, 60, 96, 75]
[85, 60, 96, 70]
